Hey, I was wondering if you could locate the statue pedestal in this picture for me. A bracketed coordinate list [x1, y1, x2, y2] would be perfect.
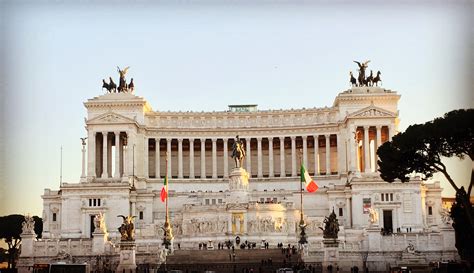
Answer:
[322, 239, 340, 269]
[228, 168, 250, 204]
[116, 241, 137, 273]
[92, 231, 108, 254]
[20, 233, 36, 257]
[366, 226, 382, 252]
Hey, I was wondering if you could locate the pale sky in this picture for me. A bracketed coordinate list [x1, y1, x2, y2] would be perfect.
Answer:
[0, 0, 472, 217]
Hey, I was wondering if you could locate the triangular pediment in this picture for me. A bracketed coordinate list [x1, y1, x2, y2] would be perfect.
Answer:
[87, 112, 137, 125]
[348, 105, 397, 119]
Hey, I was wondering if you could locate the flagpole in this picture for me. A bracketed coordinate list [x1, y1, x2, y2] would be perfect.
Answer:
[297, 148, 308, 246]
[165, 152, 169, 226]
[298, 149, 303, 224]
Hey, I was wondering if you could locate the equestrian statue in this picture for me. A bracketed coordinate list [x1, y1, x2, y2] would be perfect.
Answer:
[231, 135, 246, 168]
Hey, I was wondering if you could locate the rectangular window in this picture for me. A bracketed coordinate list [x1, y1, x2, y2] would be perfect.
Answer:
[139, 211, 144, 220]
[428, 206, 433, 215]
[339, 207, 343, 217]
[98, 199, 101, 206]
[205, 199, 210, 205]
[89, 199, 92, 206]
[273, 198, 277, 203]
[52, 213, 57, 222]
[385, 194, 389, 202]
[93, 199, 97, 206]
[218, 199, 223, 204]
[390, 193, 393, 202]
[212, 199, 216, 205]
[381, 194, 384, 201]
[260, 198, 264, 203]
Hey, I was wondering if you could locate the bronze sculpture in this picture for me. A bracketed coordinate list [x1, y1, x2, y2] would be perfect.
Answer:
[373, 71, 382, 86]
[102, 77, 117, 93]
[117, 215, 136, 241]
[353, 60, 370, 87]
[319, 209, 339, 239]
[349, 71, 357, 87]
[231, 135, 246, 168]
[117, 66, 130, 92]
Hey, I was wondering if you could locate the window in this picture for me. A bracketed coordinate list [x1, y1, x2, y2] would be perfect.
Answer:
[273, 198, 278, 203]
[205, 199, 210, 205]
[89, 199, 92, 206]
[218, 199, 223, 204]
[93, 199, 96, 206]
[339, 207, 343, 217]
[52, 213, 57, 222]
[390, 193, 393, 201]
[212, 199, 216, 205]
[139, 211, 144, 220]
[381, 194, 384, 201]
[260, 198, 264, 203]
[98, 199, 101, 206]
[428, 206, 433, 215]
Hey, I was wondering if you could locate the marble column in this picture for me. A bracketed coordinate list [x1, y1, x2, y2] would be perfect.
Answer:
[389, 124, 395, 140]
[212, 138, 217, 179]
[268, 137, 274, 177]
[144, 137, 149, 178]
[314, 135, 319, 175]
[155, 138, 160, 179]
[245, 138, 251, 172]
[223, 138, 228, 177]
[279, 137, 285, 177]
[167, 138, 172, 176]
[200, 138, 206, 178]
[178, 138, 183, 179]
[291, 136, 296, 177]
[122, 132, 128, 177]
[189, 138, 195, 179]
[325, 134, 331, 175]
[376, 126, 382, 171]
[87, 131, 96, 178]
[345, 196, 352, 228]
[81, 140, 86, 179]
[363, 126, 370, 173]
[302, 136, 308, 167]
[114, 132, 121, 178]
[102, 132, 108, 178]
[257, 137, 263, 178]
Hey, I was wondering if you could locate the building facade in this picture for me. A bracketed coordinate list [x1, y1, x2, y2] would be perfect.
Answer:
[20, 86, 458, 271]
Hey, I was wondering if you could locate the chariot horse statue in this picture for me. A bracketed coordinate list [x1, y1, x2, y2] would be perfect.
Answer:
[117, 66, 130, 92]
[354, 60, 370, 86]
[231, 135, 246, 168]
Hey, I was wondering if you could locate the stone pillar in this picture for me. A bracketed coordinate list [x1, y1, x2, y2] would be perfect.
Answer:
[376, 126, 382, 170]
[20, 233, 36, 257]
[155, 138, 160, 179]
[279, 137, 285, 177]
[81, 140, 86, 180]
[102, 132, 108, 178]
[223, 138, 228, 177]
[364, 126, 370, 173]
[268, 137, 274, 177]
[167, 138, 172, 176]
[325, 134, 331, 175]
[345, 195, 352, 228]
[245, 138, 251, 172]
[212, 138, 217, 179]
[302, 136, 308, 167]
[291, 136, 296, 176]
[389, 124, 396, 140]
[144, 137, 149, 178]
[200, 138, 206, 178]
[257, 137, 263, 178]
[114, 132, 121, 178]
[314, 135, 319, 175]
[189, 138, 195, 179]
[116, 242, 137, 272]
[178, 138, 183, 179]
[122, 132, 128, 179]
[87, 131, 96, 179]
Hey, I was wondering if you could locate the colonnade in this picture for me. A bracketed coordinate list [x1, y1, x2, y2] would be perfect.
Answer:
[146, 135, 338, 179]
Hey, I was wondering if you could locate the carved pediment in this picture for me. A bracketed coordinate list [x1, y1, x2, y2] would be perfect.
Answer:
[87, 112, 137, 125]
[348, 105, 396, 119]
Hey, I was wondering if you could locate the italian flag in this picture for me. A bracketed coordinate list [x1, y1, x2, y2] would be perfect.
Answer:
[160, 176, 168, 202]
[301, 164, 318, 193]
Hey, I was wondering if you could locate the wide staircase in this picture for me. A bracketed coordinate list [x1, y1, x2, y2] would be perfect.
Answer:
[156, 248, 318, 273]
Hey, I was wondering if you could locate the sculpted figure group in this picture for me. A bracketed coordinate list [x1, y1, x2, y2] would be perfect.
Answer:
[320, 209, 340, 239]
[102, 66, 135, 93]
[350, 60, 382, 87]
[117, 215, 136, 241]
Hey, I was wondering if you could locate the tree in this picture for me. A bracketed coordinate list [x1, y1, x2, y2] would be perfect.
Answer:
[0, 214, 42, 269]
[377, 109, 474, 262]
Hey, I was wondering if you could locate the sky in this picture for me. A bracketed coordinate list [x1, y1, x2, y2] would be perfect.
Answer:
[0, 0, 472, 217]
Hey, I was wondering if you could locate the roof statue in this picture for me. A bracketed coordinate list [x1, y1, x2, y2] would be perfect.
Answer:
[231, 135, 246, 168]
[101, 66, 134, 93]
[350, 60, 383, 87]
[353, 60, 370, 87]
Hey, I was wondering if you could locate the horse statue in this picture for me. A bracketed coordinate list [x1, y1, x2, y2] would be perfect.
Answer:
[128, 78, 135, 93]
[366, 70, 374, 86]
[354, 60, 370, 86]
[349, 71, 357, 87]
[117, 66, 130, 92]
[231, 135, 246, 168]
[102, 77, 117, 93]
[372, 71, 382, 86]
[117, 215, 136, 241]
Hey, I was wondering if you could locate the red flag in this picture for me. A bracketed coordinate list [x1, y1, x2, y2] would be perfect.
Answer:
[160, 176, 168, 202]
